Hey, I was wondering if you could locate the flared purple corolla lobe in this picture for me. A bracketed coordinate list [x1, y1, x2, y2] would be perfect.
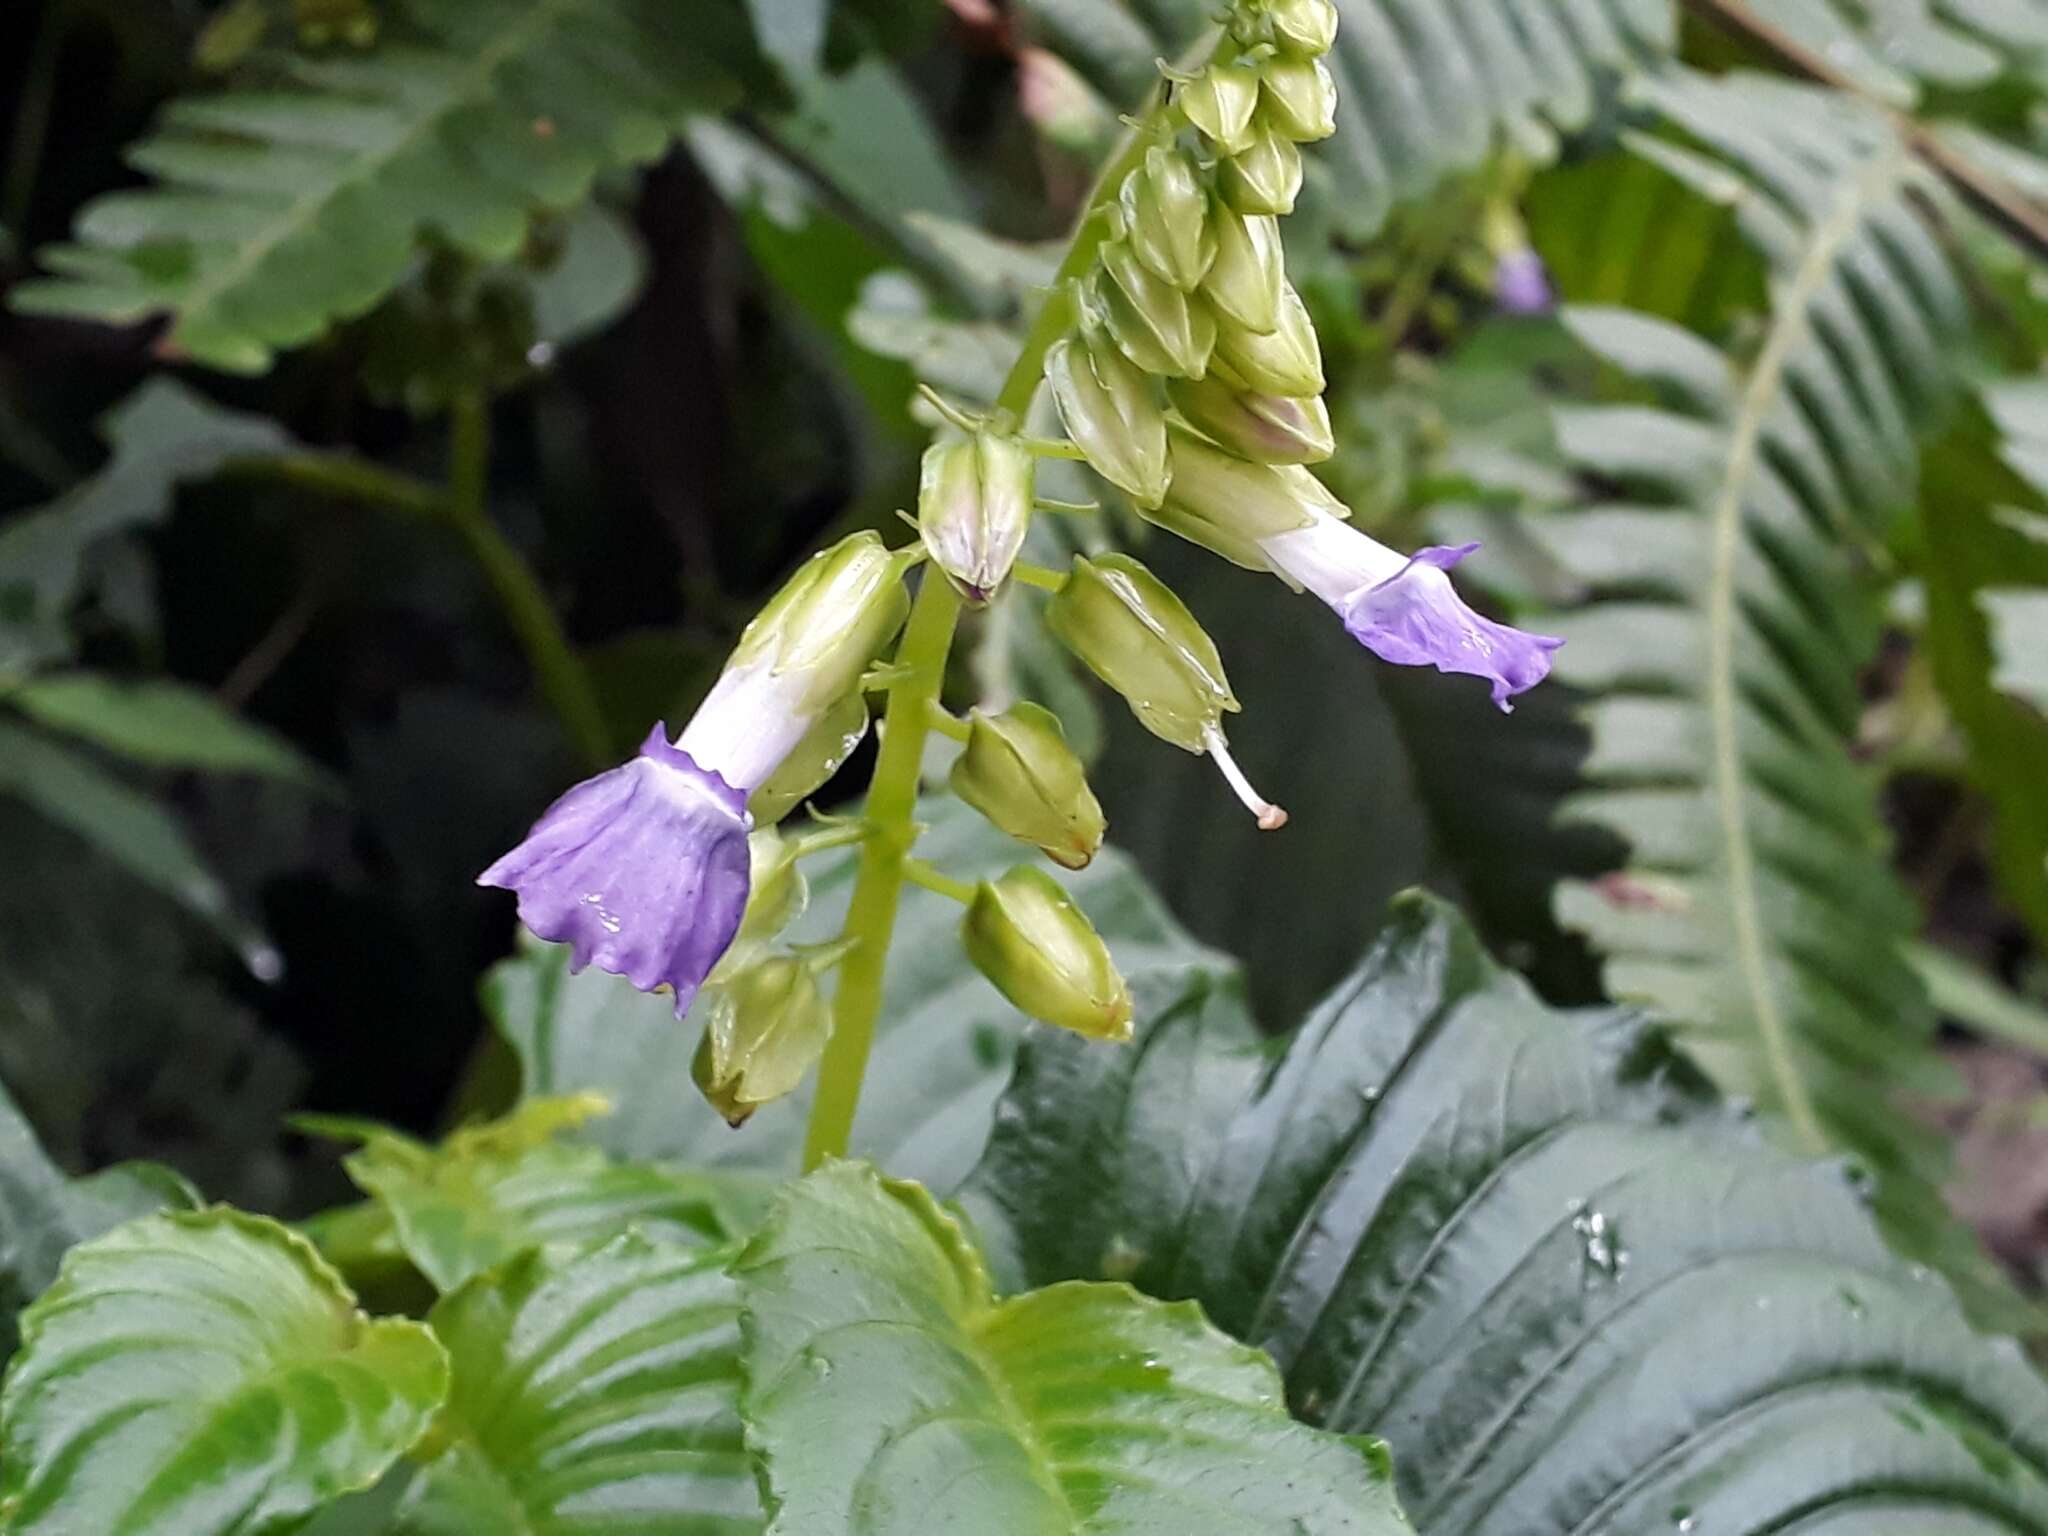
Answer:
[478, 725, 752, 1018]
[1341, 543, 1562, 710]
[1495, 250, 1555, 315]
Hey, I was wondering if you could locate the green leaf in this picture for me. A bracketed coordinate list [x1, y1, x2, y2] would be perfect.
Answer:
[0, 1209, 449, 1536]
[394, 1234, 760, 1534]
[1912, 942, 2048, 1056]
[0, 721, 243, 941]
[487, 796, 1227, 1187]
[0, 380, 288, 672]
[314, 1097, 736, 1291]
[6, 674, 327, 785]
[962, 892, 2048, 1533]
[746, 0, 829, 74]
[1918, 394, 2048, 946]
[0, 1078, 197, 1361]
[14, 0, 762, 373]
[1521, 73, 2006, 1316]
[737, 1162, 1411, 1536]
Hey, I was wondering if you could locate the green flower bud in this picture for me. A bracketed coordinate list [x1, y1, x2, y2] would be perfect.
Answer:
[918, 432, 1034, 604]
[1168, 373, 1334, 465]
[1205, 208, 1285, 335]
[1097, 242, 1217, 380]
[1212, 282, 1324, 397]
[1269, 0, 1339, 58]
[1045, 333, 1171, 508]
[1176, 60, 1262, 154]
[961, 866, 1132, 1041]
[747, 689, 871, 824]
[1146, 424, 1342, 570]
[1218, 123, 1302, 217]
[1119, 145, 1217, 291]
[734, 531, 914, 712]
[692, 954, 834, 1126]
[950, 702, 1106, 870]
[1047, 553, 1236, 753]
[1260, 57, 1338, 142]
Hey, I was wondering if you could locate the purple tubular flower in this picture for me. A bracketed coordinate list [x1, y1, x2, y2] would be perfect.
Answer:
[1494, 249, 1554, 316]
[1341, 543, 1563, 709]
[1255, 514, 1561, 711]
[478, 726, 753, 1018]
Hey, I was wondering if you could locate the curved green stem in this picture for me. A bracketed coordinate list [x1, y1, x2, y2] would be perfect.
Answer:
[445, 394, 612, 771]
[798, 74, 1178, 1171]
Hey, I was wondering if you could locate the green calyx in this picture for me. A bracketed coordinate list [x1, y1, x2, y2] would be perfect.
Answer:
[1213, 282, 1325, 397]
[961, 866, 1132, 1041]
[1120, 145, 1217, 292]
[1047, 552, 1237, 753]
[747, 690, 871, 825]
[693, 952, 837, 1127]
[1259, 57, 1338, 143]
[1267, 0, 1339, 58]
[950, 702, 1106, 871]
[1045, 333, 1172, 508]
[1168, 373, 1333, 466]
[1205, 208, 1285, 335]
[1096, 242, 1217, 380]
[1176, 59, 1262, 155]
[1151, 425, 1341, 576]
[1217, 123, 1302, 217]
[918, 432, 1035, 605]
[732, 531, 915, 711]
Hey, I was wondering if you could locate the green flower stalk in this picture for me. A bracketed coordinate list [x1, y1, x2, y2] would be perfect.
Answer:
[481, 0, 1556, 1176]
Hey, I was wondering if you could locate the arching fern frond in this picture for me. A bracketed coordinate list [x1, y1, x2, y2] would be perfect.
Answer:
[1525, 71, 2021, 1318]
[12, 0, 763, 373]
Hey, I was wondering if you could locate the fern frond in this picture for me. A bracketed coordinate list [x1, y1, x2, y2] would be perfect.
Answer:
[1529, 72, 2011, 1307]
[13, 0, 760, 373]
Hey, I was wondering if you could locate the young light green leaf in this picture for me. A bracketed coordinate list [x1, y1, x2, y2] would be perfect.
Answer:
[0, 1209, 449, 1536]
[313, 1097, 736, 1291]
[8, 674, 327, 785]
[963, 892, 2048, 1534]
[14, 0, 762, 373]
[737, 1161, 1409, 1536]
[392, 1234, 760, 1534]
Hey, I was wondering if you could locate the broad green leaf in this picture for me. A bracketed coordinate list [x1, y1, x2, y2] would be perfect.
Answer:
[394, 1234, 759, 1534]
[962, 892, 2048, 1534]
[313, 1097, 735, 1291]
[1918, 396, 2048, 946]
[0, 380, 288, 672]
[0, 1209, 449, 1536]
[0, 1078, 197, 1360]
[14, 0, 764, 373]
[7, 674, 326, 785]
[737, 1162, 1410, 1536]
[488, 796, 1227, 1187]
[0, 721, 240, 940]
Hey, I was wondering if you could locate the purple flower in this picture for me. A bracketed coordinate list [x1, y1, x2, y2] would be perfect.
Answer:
[479, 727, 752, 1017]
[1494, 249, 1554, 316]
[1341, 543, 1562, 708]
[1257, 514, 1561, 710]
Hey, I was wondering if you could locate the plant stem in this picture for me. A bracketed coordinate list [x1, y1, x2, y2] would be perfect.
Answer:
[225, 451, 446, 519]
[798, 73, 1172, 1171]
[801, 570, 964, 1169]
[444, 393, 613, 770]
